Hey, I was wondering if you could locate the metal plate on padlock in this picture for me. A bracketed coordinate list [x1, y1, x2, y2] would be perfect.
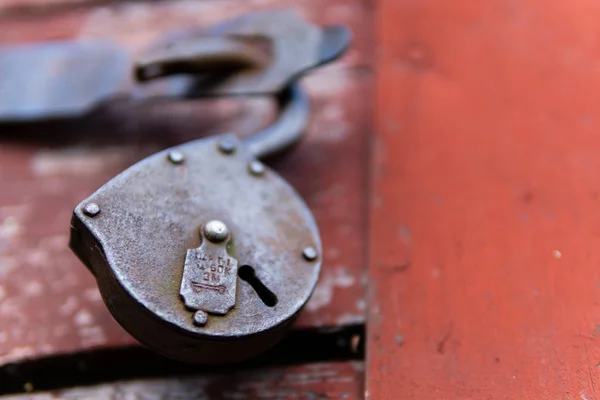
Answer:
[180, 221, 239, 319]
[69, 135, 321, 363]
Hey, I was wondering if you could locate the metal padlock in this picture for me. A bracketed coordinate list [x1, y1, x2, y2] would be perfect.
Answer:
[69, 11, 350, 363]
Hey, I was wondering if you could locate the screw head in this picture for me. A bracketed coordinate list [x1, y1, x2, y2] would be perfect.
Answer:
[203, 220, 229, 243]
[83, 202, 100, 217]
[302, 246, 318, 261]
[167, 150, 184, 164]
[248, 160, 266, 176]
[218, 138, 236, 154]
[193, 310, 208, 327]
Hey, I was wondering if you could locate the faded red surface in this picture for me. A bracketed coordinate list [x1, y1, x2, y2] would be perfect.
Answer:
[369, 0, 600, 398]
[0, 0, 371, 365]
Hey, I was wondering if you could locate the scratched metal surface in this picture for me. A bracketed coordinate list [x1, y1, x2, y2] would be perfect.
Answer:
[70, 135, 323, 363]
[0, 0, 371, 365]
[1, 362, 364, 399]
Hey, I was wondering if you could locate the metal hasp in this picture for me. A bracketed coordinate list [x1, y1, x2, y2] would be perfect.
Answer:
[69, 11, 351, 364]
[0, 9, 350, 122]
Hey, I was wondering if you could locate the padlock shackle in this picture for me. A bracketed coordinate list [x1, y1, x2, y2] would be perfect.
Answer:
[243, 82, 309, 159]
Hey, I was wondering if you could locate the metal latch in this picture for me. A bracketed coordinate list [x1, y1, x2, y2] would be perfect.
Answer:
[67, 10, 351, 363]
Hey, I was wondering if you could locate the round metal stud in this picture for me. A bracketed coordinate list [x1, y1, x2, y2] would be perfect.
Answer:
[167, 150, 185, 164]
[302, 246, 318, 261]
[248, 160, 266, 176]
[218, 138, 236, 154]
[203, 220, 229, 243]
[83, 202, 101, 217]
[193, 310, 208, 327]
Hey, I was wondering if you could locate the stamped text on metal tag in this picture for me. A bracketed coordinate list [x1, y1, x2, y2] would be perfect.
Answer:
[180, 225, 238, 325]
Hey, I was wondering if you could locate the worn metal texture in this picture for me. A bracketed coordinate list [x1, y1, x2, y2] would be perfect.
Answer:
[136, 10, 351, 96]
[368, 0, 600, 398]
[0, 41, 130, 121]
[0, 10, 350, 122]
[0, 0, 369, 70]
[70, 135, 321, 363]
[1, 361, 364, 399]
[0, 0, 371, 366]
[180, 220, 239, 319]
[242, 83, 310, 159]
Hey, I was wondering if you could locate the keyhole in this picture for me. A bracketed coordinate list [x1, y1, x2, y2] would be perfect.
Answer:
[238, 265, 278, 307]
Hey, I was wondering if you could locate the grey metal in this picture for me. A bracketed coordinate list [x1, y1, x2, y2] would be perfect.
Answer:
[66, 10, 351, 365]
[217, 137, 237, 155]
[83, 203, 101, 218]
[0, 10, 348, 166]
[135, 36, 266, 82]
[203, 220, 229, 243]
[302, 246, 318, 262]
[167, 150, 185, 165]
[193, 310, 208, 327]
[70, 135, 322, 363]
[134, 10, 352, 97]
[181, 222, 238, 322]
[248, 160, 266, 176]
[0, 10, 350, 123]
[243, 82, 310, 159]
[0, 41, 130, 122]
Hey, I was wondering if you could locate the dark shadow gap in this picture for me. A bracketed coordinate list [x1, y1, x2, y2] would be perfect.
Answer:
[0, 323, 364, 396]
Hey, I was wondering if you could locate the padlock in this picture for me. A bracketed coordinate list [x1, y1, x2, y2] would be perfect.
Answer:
[69, 11, 351, 363]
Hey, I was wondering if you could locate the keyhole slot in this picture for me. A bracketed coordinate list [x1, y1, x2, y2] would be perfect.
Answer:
[238, 265, 278, 307]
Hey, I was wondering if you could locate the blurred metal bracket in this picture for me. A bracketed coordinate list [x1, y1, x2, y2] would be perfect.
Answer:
[0, 10, 351, 123]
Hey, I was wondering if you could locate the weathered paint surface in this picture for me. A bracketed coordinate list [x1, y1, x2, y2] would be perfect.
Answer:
[1, 362, 364, 399]
[369, 0, 600, 398]
[0, 0, 371, 365]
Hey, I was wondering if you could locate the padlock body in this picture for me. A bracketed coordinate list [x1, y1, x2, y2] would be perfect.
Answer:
[70, 135, 321, 363]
